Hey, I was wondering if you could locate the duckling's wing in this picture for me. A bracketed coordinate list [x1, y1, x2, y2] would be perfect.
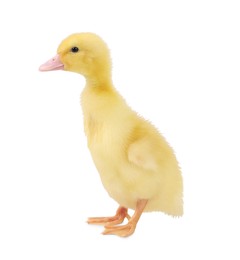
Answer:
[127, 137, 160, 172]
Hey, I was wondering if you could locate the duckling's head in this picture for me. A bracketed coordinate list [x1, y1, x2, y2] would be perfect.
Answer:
[40, 32, 112, 85]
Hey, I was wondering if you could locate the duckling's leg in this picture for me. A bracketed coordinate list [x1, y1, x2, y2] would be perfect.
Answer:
[103, 199, 148, 237]
[87, 206, 130, 226]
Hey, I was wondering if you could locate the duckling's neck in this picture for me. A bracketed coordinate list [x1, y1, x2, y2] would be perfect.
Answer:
[86, 72, 113, 89]
[81, 76, 122, 142]
[86, 78, 113, 90]
[82, 75, 122, 118]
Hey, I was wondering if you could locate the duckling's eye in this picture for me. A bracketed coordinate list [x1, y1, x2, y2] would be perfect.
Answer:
[71, 47, 79, 53]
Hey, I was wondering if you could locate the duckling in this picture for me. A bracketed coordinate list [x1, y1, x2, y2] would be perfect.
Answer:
[39, 32, 183, 237]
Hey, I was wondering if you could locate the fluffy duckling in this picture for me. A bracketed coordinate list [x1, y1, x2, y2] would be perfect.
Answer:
[39, 33, 183, 237]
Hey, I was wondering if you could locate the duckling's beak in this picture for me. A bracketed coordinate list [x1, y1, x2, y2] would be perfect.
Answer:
[39, 54, 64, 71]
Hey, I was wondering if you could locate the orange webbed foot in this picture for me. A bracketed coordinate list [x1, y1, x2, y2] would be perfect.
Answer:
[103, 220, 136, 237]
[87, 206, 130, 226]
[88, 199, 148, 237]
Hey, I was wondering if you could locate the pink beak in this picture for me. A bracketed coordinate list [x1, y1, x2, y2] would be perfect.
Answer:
[39, 54, 64, 71]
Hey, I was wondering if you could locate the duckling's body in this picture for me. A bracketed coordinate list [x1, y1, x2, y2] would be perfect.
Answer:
[81, 85, 182, 215]
[39, 33, 183, 237]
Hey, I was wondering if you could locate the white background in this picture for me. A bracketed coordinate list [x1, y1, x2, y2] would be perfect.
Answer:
[0, 0, 240, 259]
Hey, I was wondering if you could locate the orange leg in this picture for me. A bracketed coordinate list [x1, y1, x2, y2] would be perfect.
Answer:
[87, 206, 130, 226]
[103, 199, 148, 237]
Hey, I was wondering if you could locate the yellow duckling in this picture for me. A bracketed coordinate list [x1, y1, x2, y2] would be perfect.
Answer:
[39, 32, 183, 237]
